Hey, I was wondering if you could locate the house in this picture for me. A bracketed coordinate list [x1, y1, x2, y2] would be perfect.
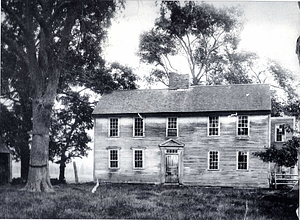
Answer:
[92, 73, 275, 187]
[0, 137, 12, 184]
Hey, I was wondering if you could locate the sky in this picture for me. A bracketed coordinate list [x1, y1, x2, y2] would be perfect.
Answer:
[103, 1, 300, 88]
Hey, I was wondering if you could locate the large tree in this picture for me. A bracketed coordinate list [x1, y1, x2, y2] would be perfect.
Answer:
[139, 1, 246, 86]
[1, 0, 119, 192]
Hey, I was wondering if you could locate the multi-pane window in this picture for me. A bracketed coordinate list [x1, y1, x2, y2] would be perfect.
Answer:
[275, 124, 285, 142]
[109, 118, 119, 137]
[208, 151, 219, 170]
[237, 116, 249, 136]
[134, 118, 144, 137]
[237, 151, 248, 170]
[167, 117, 178, 136]
[133, 149, 143, 168]
[208, 116, 219, 136]
[109, 149, 119, 168]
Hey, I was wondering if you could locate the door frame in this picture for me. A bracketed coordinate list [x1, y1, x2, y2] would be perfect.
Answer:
[159, 139, 185, 184]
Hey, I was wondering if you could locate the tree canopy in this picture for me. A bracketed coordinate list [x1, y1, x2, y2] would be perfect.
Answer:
[139, 1, 246, 85]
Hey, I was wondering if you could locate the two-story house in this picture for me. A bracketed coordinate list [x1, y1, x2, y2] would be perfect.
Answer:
[92, 73, 274, 187]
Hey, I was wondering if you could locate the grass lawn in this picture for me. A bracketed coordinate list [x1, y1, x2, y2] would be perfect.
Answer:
[0, 183, 298, 219]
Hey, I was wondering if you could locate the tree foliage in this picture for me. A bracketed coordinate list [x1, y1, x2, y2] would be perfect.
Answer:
[49, 92, 93, 183]
[139, 1, 246, 85]
[253, 137, 299, 167]
[49, 63, 137, 183]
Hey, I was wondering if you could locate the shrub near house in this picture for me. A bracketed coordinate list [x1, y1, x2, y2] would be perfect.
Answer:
[93, 73, 273, 187]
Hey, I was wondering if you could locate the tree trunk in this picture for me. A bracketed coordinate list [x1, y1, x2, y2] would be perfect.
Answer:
[23, 98, 54, 192]
[20, 144, 30, 182]
[59, 155, 66, 184]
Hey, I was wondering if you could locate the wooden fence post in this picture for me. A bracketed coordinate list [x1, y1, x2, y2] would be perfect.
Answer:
[73, 161, 79, 184]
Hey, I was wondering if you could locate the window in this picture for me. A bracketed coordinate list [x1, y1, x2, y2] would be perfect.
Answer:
[133, 149, 144, 169]
[109, 149, 119, 168]
[208, 116, 219, 136]
[237, 151, 248, 170]
[208, 151, 219, 170]
[237, 116, 249, 136]
[275, 124, 285, 142]
[167, 117, 178, 136]
[166, 149, 178, 154]
[133, 118, 144, 137]
[109, 118, 119, 137]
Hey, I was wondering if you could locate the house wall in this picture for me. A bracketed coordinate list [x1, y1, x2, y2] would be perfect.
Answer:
[94, 113, 270, 187]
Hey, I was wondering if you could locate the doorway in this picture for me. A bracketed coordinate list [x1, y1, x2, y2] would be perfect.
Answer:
[165, 154, 179, 183]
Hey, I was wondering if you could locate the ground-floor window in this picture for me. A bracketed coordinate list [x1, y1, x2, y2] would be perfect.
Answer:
[237, 151, 248, 170]
[208, 151, 219, 170]
[109, 149, 119, 168]
[132, 148, 145, 169]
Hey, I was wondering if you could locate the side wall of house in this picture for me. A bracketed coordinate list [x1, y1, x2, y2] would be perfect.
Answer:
[94, 114, 270, 187]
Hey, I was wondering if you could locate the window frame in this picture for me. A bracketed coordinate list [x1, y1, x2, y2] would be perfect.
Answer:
[236, 151, 249, 170]
[208, 116, 220, 136]
[108, 149, 119, 169]
[132, 148, 145, 169]
[237, 115, 250, 137]
[208, 150, 220, 170]
[109, 118, 119, 137]
[166, 117, 178, 137]
[133, 117, 145, 137]
[275, 124, 286, 142]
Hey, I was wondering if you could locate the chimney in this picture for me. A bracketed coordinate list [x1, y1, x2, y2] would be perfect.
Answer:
[169, 72, 190, 90]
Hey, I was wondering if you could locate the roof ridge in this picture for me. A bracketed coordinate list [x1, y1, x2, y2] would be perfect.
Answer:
[190, 83, 270, 88]
[107, 83, 270, 93]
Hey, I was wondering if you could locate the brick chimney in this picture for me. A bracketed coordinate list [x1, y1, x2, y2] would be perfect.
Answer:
[169, 72, 190, 90]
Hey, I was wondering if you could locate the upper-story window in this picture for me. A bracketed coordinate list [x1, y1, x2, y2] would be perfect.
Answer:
[208, 151, 219, 170]
[109, 118, 119, 137]
[208, 116, 220, 136]
[237, 116, 249, 136]
[275, 124, 286, 142]
[133, 118, 144, 137]
[237, 151, 248, 170]
[167, 117, 178, 137]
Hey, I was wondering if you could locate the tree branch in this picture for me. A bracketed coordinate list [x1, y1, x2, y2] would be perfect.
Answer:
[1, 3, 31, 37]
[1, 35, 30, 68]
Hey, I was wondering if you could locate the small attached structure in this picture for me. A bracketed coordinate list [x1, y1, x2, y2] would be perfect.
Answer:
[269, 117, 298, 188]
[0, 138, 12, 184]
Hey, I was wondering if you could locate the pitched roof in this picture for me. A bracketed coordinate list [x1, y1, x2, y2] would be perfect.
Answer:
[159, 139, 185, 147]
[92, 84, 271, 115]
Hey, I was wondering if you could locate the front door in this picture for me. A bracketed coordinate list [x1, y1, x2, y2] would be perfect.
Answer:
[165, 154, 179, 183]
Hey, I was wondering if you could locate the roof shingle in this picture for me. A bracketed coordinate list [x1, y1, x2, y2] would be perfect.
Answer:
[92, 84, 271, 115]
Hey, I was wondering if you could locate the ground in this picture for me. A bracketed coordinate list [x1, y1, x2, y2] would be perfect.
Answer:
[0, 183, 298, 219]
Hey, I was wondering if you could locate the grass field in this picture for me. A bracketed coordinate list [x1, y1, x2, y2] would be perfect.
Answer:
[0, 183, 298, 219]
